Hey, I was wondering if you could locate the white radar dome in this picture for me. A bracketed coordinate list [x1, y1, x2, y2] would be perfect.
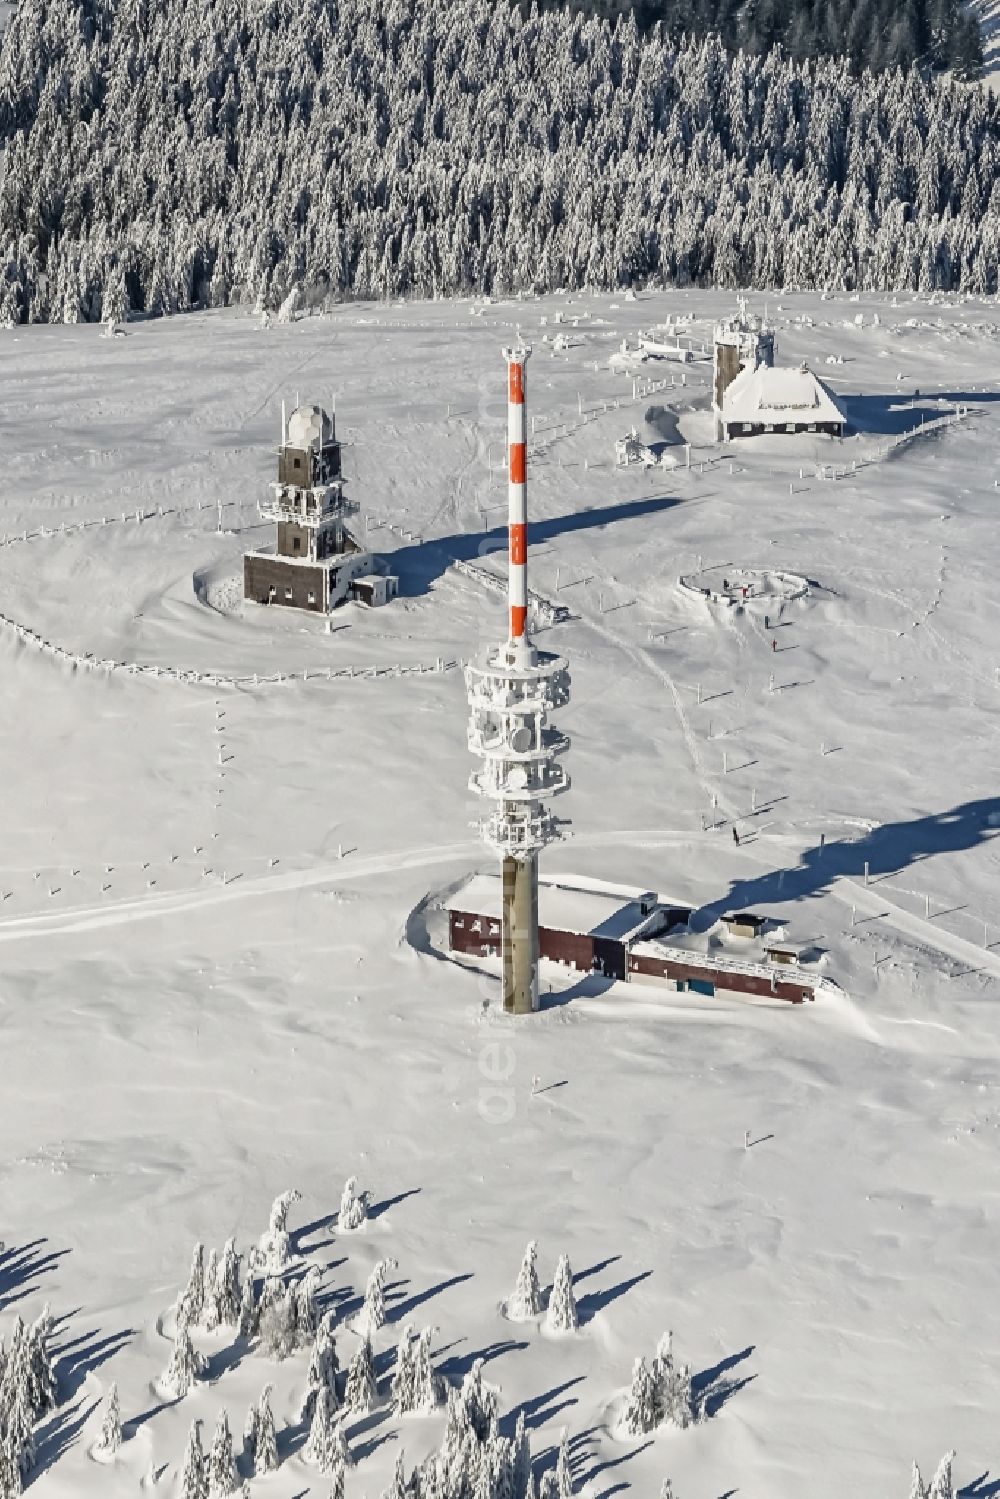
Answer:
[287, 404, 332, 450]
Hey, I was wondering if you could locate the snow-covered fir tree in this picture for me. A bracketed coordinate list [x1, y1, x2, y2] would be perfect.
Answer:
[507, 1242, 542, 1321]
[294, 1265, 321, 1348]
[910, 1461, 928, 1499]
[207, 1409, 238, 1496]
[180, 1420, 208, 1499]
[161, 1324, 206, 1399]
[621, 1356, 661, 1436]
[253, 1386, 278, 1476]
[412, 1326, 442, 1412]
[216, 1240, 241, 1328]
[258, 1190, 300, 1276]
[555, 1428, 573, 1498]
[238, 1275, 259, 1342]
[203, 1249, 221, 1331]
[22, 1308, 57, 1419]
[303, 1385, 339, 1472]
[94, 1381, 122, 1459]
[339, 1176, 369, 1231]
[342, 1335, 376, 1415]
[928, 1451, 956, 1499]
[545, 1257, 578, 1334]
[383, 1450, 408, 1499]
[390, 1325, 416, 1415]
[300, 1311, 340, 1422]
[258, 1279, 297, 1361]
[660, 1482, 676, 1499]
[358, 1258, 398, 1338]
[179, 1244, 206, 1328]
[653, 1333, 697, 1432]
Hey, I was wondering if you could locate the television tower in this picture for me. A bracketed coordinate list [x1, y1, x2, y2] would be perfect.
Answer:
[466, 348, 571, 1013]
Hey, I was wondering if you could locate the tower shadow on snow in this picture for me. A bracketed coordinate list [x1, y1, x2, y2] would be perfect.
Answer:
[839, 389, 1000, 438]
[387, 493, 682, 600]
[704, 797, 1000, 928]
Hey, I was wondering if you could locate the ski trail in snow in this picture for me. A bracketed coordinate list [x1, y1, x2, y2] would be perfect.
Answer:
[0, 826, 812, 944]
[832, 878, 1000, 982]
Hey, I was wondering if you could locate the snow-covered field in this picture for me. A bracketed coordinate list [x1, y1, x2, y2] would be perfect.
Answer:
[2, 288, 1000, 1498]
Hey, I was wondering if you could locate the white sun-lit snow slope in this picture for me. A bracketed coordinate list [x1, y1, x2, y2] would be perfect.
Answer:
[1, 289, 999, 1498]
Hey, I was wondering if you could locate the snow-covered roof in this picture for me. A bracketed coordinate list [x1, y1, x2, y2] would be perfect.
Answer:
[444, 872, 664, 940]
[287, 404, 332, 450]
[629, 936, 823, 990]
[720, 363, 846, 426]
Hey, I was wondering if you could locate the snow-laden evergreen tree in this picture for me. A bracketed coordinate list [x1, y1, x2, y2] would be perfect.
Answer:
[203, 1249, 222, 1331]
[93, 1381, 122, 1459]
[555, 1429, 573, 1498]
[217, 1240, 241, 1327]
[0, 1443, 22, 1499]
[23, 1306, 57, 1419]
[339, 1176, 369, 1231]
[512, 1411, 532, 1499]
[342, 1335, 376, 1415]
[162, 1324, 206, 1399]
[459, 1360, 498, 1443]
[622, 1356, 661, 1436]
[545, 1257, 578, 1334]
[660, 1482, 676, 1499]
[358, 1258, 398, 1338]
[238, 1275, 259, 1341]
[928, 1451, 956, 1499]
[909, 1461, 928, 1499]
[300, 1311, 340, 1422]
[242, 1402, 258, 1469]
[383, 1450, 408, 1499]
[412, 1326, 442, 1412]
[303, 1385, 339, 1472]
[258, 1190, 300, 1275]
[207, 1409, 238, 1496]
[539, 1474, 558, 1499]
[294, 1265, 321, 1348]
[253, 1386, 278, 1476]
[179, 1244, 206, 1328]
[507, 1242, 542, 1321]
[390, 1325, 416, 1415]
[180, 1420, 208, 1499]
[258, 1279, 297, 1360]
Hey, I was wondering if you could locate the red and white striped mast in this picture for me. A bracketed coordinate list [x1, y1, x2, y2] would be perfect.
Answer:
[506, 348, 530, 654]
[466, 346, 571, 1014]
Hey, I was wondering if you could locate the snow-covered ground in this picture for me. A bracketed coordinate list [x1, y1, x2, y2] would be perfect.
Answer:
[2, 288, 1000, 1497]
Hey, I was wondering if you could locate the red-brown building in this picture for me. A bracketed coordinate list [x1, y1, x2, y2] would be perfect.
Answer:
[444, 873, 821, 1004]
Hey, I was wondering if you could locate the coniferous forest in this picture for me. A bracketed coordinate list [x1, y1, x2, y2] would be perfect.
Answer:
[0, 0, 996, 325]
[550, 0, 984, 78]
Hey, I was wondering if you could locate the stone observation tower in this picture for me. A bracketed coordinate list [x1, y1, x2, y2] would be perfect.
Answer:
[465, 348, 571, 1013]
[243, 401, 396, 613]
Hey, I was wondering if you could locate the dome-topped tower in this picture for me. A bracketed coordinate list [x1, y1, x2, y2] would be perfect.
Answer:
[243, 397, 397, 614]
[286, 403, 333, 452]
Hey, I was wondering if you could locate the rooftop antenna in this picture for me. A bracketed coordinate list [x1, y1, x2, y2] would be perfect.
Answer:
[281, 398, 287, 448]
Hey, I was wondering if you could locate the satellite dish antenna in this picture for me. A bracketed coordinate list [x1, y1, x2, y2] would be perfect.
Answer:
[511, 725, 533, 754]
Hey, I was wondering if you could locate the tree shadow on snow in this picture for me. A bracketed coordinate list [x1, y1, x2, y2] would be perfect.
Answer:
[387, 1272, 474, 1324]
[388, 494, 682, 600]
[0, 1239, 72, 1312]
[693, 1345, 756, 1418]
[960, 1476, 1000, 1497]
[54, 1325, 136, 1402]
[502, 1376, 586, 1436]
[700, 798, 1000, 930]
[576, 1271, 652, 1326]
[572, 1426, 655, 1493]
[436, 1337, 529, 1385]
[368, 1187, 422, 1222]
[33, 1395, 101, 1476]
